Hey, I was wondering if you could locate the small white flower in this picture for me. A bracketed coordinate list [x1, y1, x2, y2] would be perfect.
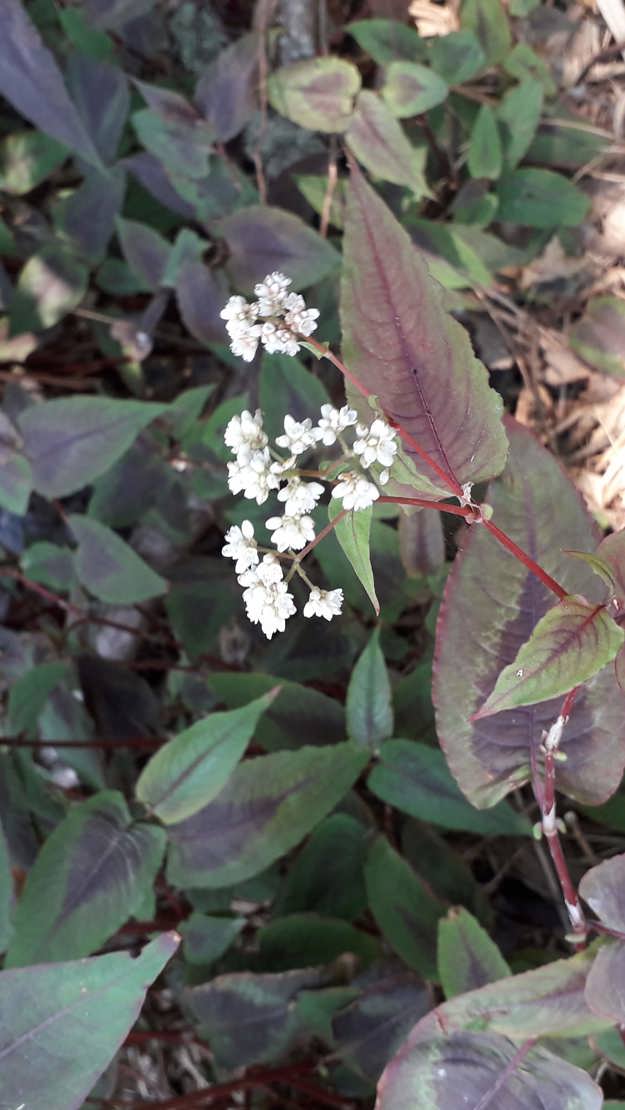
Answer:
[266, 512, 315, 552]
[334, 471, 380, 512]
[230, 332, 261, 362]
[220, 296, 258, 336]
[261, 321, 300, 357]
[255, 271, 291, 316]
[314, 404, 358, 446]
[224, 409, 267, 454]
[277, 478, 325, 516]
[353, 419, 398, 469]
[275, 414, 317, 456]
[379, 469, 390, 485]
[238, 554, 296, 639]
[227, 448, 280, 504]
[283, 292, 319, 338]
[222, 520, 258, 574]
[303, 587, 343, 621]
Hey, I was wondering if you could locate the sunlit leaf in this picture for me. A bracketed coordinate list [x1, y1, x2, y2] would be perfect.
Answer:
[346, 91, 428, 195]
[341, 166, 507, 496]
[0, 933, 178, 1110]
[0, 129, 66, 195]
[11, 244, 88, 333]
[268, 57, 360, 133]
[329, 498, 379, 614]
[380, 61, 448, 118]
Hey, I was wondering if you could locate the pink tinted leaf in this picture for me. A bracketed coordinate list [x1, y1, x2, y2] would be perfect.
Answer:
[340, 166, 508, 497]
[346, 91, 428, 196]
[377, 1028, 602, 1110]
[398, 509, 445, 577]
[579, 852, 625, 932]
[434, 419, 625, 807]
[595, 529, 625, 597]
[474, 596, 623, 719]
[585, 942, 625, 1024]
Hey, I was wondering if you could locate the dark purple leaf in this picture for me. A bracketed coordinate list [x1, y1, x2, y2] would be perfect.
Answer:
[341, 165, 508, 496]
[6, 791, 166, 965]
[175, 258, 228, 344]
[0, 934, 178, 1110]
[81, 0, 154, 30]
[399, 508, 445, 577]
[220, 205, 340, 293]
[66, 54, 129, 164]
[116, 217, 170, 291]
[579, 852, 625, 931]
[0, 0, 102, 167]
[186, 968, 322, 1072]
[195, 31, 259, 142]
[18, 396, 165, 498]
[332, 968, 431, 1081]
[166, 742, 367, 889]
[585, 942, 625, 1024]
[378, 1027, 602, 1110]
[55, 167, 126, 264]
[132, 80, 213, 178]
[433, 419, 625, 807]
[77, 655, 160, 741]
[122, 152, 195, 218]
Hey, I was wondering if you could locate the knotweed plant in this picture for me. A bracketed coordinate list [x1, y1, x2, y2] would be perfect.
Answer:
[221, 274, 399, 638]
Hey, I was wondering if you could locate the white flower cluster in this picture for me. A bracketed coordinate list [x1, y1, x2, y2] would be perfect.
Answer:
[220, 272, 319, 362]
[221, 401, 399, 639]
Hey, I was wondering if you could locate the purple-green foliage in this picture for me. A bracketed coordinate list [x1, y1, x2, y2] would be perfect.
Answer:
[1, 0, 624, 1107]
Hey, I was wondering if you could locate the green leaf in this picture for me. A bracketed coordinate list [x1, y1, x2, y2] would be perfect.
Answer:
[275, 814, 368, 921]
[467, 105, 502, 179]
[136, 692, 277, 823]
[0, 824, 11, 953]
[330, 497, 379, 614]
[0, 933, 178, 1110]
[205, 671, 346, 752]
[258, 913, 379, 970]
[0, 412, 31, 514]
[365, 836, 442, 979]
[461, 0, 511, 64]
[497, 168, 590, 228]
[18, 395, 165, 498]
[570, 296, 625, 378]
[347, 19, 428, 65]
[498, 78, 544, 170]
[438, 907, 510, 998]
[68, 514, 167, 605]
[116, 217, 170, 291]
[503, 44, 556, 96]
[166, 742, 368, 889]
[11, 243, 88, 332]
[346, 627, 393, 749]
[268, 57, 360, 133]
[368, 740, 531, 835]
[6, 791, 166, 966]
[430, 31, 486, 83]
[8, 660, 68, 735]
[381, 61, 448, 118]
[0, 129, 67, 195]
[259, 353, 329, 442]
[180, 912, 245, 965]
[346, 90, 428, 195]
[474, 596, 624, 719]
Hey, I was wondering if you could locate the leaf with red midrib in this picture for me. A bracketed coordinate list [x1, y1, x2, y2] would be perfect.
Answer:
[340, 165, 508, 497]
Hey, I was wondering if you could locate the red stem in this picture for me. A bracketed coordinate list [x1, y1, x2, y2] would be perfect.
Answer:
[379, 495, 471, 518]
[482, 519, 567, 600]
